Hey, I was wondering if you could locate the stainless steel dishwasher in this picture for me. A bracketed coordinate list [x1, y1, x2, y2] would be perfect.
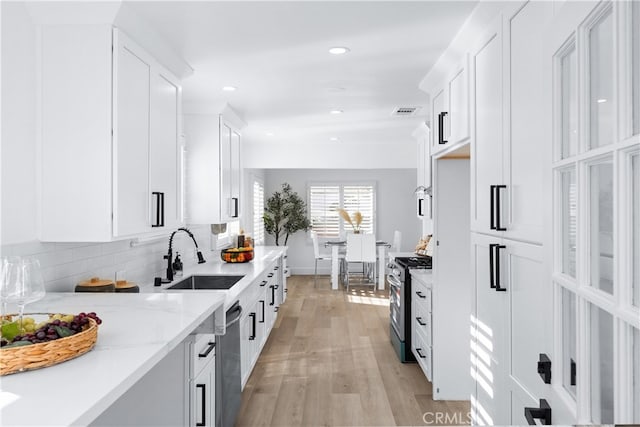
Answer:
[215, 301, 242, 427]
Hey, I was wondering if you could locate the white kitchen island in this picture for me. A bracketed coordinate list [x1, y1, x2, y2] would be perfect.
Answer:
[0, 292, 226, 426]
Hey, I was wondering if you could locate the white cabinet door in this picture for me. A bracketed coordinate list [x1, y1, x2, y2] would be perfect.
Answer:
[230, 130, 241, 219]
[220, 121, 233, 222]
[503, 1, 550, 244]
[471, 232, 509, 425]
[149, 69, 182, 230]
[113, 33, 151, 237]
[471, 17, 504, 236]
[448, 58, 470, 145]
[432, 88, 447, 154]
[192, 360, 214, 427]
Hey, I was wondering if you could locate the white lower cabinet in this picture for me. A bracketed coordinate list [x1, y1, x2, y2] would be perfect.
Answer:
[411, 273, 433, 382]
[239, 257, 284, 387]
[188, 334, 216, 427]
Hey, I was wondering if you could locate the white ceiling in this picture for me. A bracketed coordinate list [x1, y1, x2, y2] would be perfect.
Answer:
[127, 1, 477, 147]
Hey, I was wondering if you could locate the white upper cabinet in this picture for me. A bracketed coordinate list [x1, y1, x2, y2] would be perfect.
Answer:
[430, 57, 470, 156]
[184, 110, 243, 225]
[40, 27, 183, 241]
[470, 16, 504, 237]
[470, 5, 547, 243]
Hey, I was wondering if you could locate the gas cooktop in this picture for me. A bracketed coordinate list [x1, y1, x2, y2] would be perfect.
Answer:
[395, 256, 432, 269]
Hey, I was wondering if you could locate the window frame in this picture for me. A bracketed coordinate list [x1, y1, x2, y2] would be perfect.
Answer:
[307, 181, 377, 239]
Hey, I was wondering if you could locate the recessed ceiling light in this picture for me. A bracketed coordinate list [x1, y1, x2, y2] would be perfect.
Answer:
[330, 109, 343, 115]
[222, 86, 237, 92]
[265, 132, 275, 136]
[329, 47, 350, 55]
[327, 87, 346, 93]
[597, 98, 607, 103]
[330, 137, 340, 141]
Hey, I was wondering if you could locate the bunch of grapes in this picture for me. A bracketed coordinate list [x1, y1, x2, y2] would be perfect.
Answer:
[0, 312, 102, 348]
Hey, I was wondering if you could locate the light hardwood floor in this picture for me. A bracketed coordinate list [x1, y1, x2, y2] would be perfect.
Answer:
[236, 275, 470, 427]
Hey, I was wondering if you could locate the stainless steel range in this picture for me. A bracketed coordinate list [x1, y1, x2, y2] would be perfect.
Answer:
[388, 256, 432, 362]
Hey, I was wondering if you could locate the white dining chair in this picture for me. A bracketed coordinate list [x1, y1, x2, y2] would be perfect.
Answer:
[344, 233, 377, 292]
[311, 231, 332, 287]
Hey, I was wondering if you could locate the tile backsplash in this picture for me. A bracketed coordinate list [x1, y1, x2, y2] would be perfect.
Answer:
[0, 225, 215, 291]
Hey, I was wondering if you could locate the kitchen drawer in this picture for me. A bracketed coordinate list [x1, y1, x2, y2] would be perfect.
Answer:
[413, 283, 431, 313]
[414, 331, 432, 382]
[413, 304, 431, 346]
[191, 333, 216, 378]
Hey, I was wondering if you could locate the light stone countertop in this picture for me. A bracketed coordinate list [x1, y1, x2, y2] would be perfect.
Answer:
[0, 246, 286, 426]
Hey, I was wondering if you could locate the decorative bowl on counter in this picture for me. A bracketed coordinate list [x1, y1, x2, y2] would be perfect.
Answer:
[0, 313, 99, 376]
[221, 247, 254, 263]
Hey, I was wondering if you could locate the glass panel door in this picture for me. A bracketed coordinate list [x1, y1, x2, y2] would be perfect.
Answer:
[633, 1, 640, 135]
[561, 45, 578, 159]
[560, 169, 577, 277]
[588, 160, 614, 295]
[589, 304, 614, 423]
[562, 287, 577, 397]
[633, 154, 640, 307]
[588, 7, 614, 149]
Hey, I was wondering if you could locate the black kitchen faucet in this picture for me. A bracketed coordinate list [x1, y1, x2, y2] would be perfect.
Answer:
[160, 227, 206, 284]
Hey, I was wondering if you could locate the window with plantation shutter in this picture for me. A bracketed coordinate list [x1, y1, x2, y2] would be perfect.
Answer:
[308, 183, 376, 238]
[253, 180, 265, 244]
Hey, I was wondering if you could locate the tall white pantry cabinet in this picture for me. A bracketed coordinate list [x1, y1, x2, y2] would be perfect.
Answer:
[39, 26, 183, 241]
[421, 0, 639, 425]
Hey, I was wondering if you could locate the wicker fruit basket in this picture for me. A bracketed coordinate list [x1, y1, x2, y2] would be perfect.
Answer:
[221, 247, 254, 263]
[0, 314, 98, 376]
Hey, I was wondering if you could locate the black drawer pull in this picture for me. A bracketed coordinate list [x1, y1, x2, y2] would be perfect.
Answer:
[495, 185, 507, 231]
[198, 341, 216, 358]
[260, 300, 265, 323]
[249, 313, 256, 340]
[260, 280, 267, 287]
[196, 384, 206, 426]
[537, 353, 551, 384]
[268, 273, 274, 278]
[269, 285, 275, 306]
[415, 291, 426, 299]
[416, 317, 427, 326]
[524, 399, 551, 425]
[495, 244, 506, 292]
[416, 348, 427, 359]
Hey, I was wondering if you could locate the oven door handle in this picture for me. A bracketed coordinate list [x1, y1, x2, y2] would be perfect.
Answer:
[388, 275, 402, 289]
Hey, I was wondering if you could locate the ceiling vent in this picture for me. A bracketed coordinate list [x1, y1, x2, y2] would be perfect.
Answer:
[391, 106, 420, 117]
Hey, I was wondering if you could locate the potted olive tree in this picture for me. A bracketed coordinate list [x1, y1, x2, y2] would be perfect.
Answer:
[263, 183, 310, 246]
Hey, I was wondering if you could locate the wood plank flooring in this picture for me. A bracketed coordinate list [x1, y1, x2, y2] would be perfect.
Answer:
[236, 275, 470, 427]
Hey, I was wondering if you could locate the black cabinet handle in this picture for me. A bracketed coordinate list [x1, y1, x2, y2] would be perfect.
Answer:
[416, 348, 427, 359]
[230, 197, 239, 218]
[438, 112, 448, 144]
[415, 291, 426, 299]
[496, 185, 507, 231]
[260, 280, 267, 287]
[495, 244, 506, 292]
[524, 399, 551, 425]
[196, 384, 206, 426]
[417, 198, 424, 216]
[490, 185, 496, 230]
[570, 358, 576, 386]
[198, 341, 216, 358]
[269, 285, 275, 306]
[249, 313, 256, 340]
[537, 353, 551, 384]
[152, 192, 165, 227]
[260, 300, 265, 323]
[268, 273, 274, 278]
[416, 317, 427, 326]
[489, 243, 498, 289]
[274, 266, 279, 270]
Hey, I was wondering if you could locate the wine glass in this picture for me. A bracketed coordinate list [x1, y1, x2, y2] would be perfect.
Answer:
[1, 256, 22, 317]
[1, 257, 46, 328]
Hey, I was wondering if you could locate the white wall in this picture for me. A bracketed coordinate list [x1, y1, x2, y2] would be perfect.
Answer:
[243, 139, 416, 169]
[263, 168, 420, 274]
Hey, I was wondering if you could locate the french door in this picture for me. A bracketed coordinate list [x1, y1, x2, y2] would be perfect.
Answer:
[545, 0, 640, 423]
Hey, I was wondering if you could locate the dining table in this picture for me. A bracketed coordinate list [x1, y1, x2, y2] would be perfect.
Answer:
[324, 240, 390, 290]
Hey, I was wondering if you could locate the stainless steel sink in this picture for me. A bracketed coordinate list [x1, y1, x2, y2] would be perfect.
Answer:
[166, 275, 245, 290]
